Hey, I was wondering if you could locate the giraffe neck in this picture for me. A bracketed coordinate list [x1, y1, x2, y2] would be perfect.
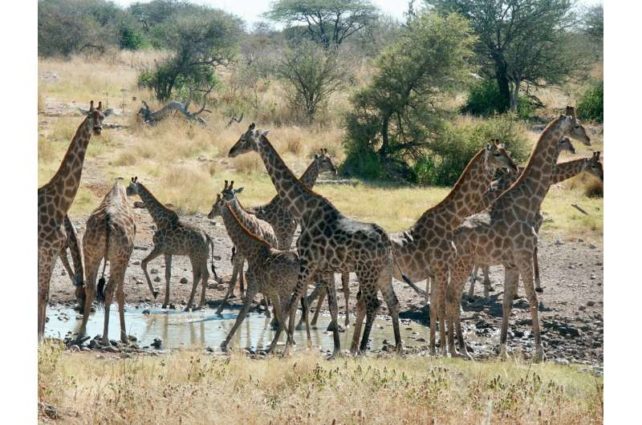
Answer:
[255, 135, 331, 220]
[136, 183, 178, 228]
[43, 117, 93, 216]
[550, 157, 590, 185]
[492, 117, 565, 222]
[298, 160, 322, 188]
[221, 204, 269, 261]
[413, 149, 497, 232]
[227, 197, 258, 228]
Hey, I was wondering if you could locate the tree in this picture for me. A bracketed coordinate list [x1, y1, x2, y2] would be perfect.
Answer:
[277, 40, 344, 123]
[583, 4, 603, 43]
[427, 0, 580, 112]
[137, 11, 242, 102]
[266, 0, 378, 48]
[343, 12, 475, 180]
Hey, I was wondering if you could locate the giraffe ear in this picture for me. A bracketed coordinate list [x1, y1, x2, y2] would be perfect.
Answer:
[89, 100, 94, 112]
[485, 143, 492, 151]
[235, 187, 244, 194]
[249, 123, 255, 131]
[260, 130, 269, 137]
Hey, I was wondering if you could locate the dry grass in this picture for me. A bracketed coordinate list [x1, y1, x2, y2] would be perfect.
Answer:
[37, 53, 603, 240]
[39, 342, 602, 425]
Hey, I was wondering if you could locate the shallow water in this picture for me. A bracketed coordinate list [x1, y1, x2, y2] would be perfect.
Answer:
[45, 305, 428, 353]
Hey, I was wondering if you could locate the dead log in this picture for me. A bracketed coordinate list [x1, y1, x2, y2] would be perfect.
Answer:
[137, 100, 208, 125]
[571, 204, 589, 215]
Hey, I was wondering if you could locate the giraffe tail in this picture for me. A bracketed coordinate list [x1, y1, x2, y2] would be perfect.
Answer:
[97, 215, 112, 304]
[393, 256, 426, 297]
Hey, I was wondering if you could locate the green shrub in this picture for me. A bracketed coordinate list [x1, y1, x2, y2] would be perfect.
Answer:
[416, 115, 530, 186]
[577, 81, 603, 123]
[119, 26, 146, 50]
[463, 79, 536, 119]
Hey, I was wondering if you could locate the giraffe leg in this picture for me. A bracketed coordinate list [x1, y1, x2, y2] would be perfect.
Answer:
[269, 293, 288, 354]
[185, 258, 201, 311]
[359, 291, 380, 353]
[77, 255, 101, 341]
[113, 261, 128, 343]
[216, 263, 239, 315]
[324, 274, 341, 356]
[467, 265, 479, 299]
[199, 262, 209, 308]
[482, 266, 493, 298]
[221, 285, 258, 352]
[534, 246, 543, 293]
[141, 245, 163, 300]
[428, 272, 438, 356]
[163, 254, 172, 308]
[448, 257, 474, 359]
[499, 266, 519, 360]
[296, 283, 321, 330]
[433, 268, 448, 356]
[38, 249, 57, 340]
[311, 290, 326, 327]
[350, 291, 366, 355]
[59, 248, 76, 286]
[342, 272, 350, 328]
[282, 263, 315, 356]
[379, 275, 402, 353]
[100, 270, 117, 345]
[519, 254, 544, 362]
[239, 259, 246, 297]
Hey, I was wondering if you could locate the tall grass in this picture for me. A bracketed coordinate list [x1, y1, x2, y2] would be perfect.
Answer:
[39, 342, 602, 425]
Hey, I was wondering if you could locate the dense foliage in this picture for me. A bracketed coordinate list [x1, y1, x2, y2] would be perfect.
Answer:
[577, 80, 603, 123]
[342, 12, 476, 182]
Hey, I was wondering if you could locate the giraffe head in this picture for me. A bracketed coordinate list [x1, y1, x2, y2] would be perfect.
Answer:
[587, 151, 604, 181]
[85, 100, 110, 135]
[484, 139, 519, 173]
[313, 148, 338, 176]
[126, 176, 140, 197]
[219, 180, 244, 205]
[228, 123, 268, 157]
[559, 136, 576, 155]
[207, 193, 224, 219]
[564, 106, 591, 146]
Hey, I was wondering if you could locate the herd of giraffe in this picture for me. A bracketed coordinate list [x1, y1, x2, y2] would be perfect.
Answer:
[38, 101, 602, 361]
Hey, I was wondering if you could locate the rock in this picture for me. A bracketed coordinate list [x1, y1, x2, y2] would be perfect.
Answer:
[588, 243, 597, 249]
[555, 239, 564, 246]
[128, 335, 138, 342]
[151, 338, 162, 349]
[554, 358, 570, 366]
[154, 276, 161, 283]
[151, 268, 159, 274]
[180, 277, 188, 284]
[513, 330, 525, 338]
[142, 309, 151, 315]
[587, 301, 595, 307]
[133, 277, 144, 285]
[133, 260, 141, 265]
[590, 273, 597, 280]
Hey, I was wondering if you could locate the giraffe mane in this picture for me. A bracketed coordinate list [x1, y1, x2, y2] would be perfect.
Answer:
[225, 203, 274, 248]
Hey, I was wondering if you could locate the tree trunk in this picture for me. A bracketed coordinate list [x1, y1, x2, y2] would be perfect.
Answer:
[509, 80, 521, 113]
[378, 114, 391, 159]
[494, 60, 511, 113]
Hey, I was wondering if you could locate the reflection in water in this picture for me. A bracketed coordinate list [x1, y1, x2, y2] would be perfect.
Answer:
[45, 305, 426, 352]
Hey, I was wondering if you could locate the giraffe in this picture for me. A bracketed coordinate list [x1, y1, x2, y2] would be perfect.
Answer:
[216, 181, 328, 353]
[38, 100, 109, 339]
[446, 107, 591, 361]
[248, 149, 352, 329]
[126, 177, 218, 310]
[77, 179, 136, 344]
[468, 150, 604, 298]
[229, 124, 408, 355]
[207, 192, 279, 314]
[386, 140, 518, 354]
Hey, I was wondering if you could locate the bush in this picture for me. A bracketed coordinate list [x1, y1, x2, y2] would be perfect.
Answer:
[463, 79, 536, 119]
[577, 81, 603, 123]
[415, 115, 530, 186]
[119, 26, 146, 50]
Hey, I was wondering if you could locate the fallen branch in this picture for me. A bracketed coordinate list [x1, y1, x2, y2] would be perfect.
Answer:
[138, 100, 208, 125]
[316, 179, 358, 186]
[571, 204, 589, 215]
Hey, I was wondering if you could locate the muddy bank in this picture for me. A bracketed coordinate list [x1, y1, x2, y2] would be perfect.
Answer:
[47, 212, 603, 368]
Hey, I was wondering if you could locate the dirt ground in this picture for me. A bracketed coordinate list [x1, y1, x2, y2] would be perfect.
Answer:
[48, 208, 603, 368]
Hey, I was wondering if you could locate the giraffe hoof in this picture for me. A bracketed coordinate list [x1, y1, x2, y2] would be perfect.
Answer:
[162, 304, 168, 309]
[535, 287, 544, 293]
[152, 291, 159, 299]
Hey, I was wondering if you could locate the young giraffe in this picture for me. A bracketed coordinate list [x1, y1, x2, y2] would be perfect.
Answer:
[215, 181, 329, 352]
[468, 151, 604, 298]
[77, 179, 136, 344]
[207, 191, 279, 314]
[38, 101, 109, 338]
[387, 141, 518, 354]
[446, 107, 591, 361]
[229, 124, 407, 355]
[126, 177, 217, 310]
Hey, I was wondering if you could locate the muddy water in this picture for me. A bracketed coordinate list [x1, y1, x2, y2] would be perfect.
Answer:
[45, 305, 428, 352]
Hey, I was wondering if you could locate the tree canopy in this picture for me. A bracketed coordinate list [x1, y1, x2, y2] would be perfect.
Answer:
[427, 0, 581, 112]
[266, 0, 378, 48]
[343, 12, 476, 181]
